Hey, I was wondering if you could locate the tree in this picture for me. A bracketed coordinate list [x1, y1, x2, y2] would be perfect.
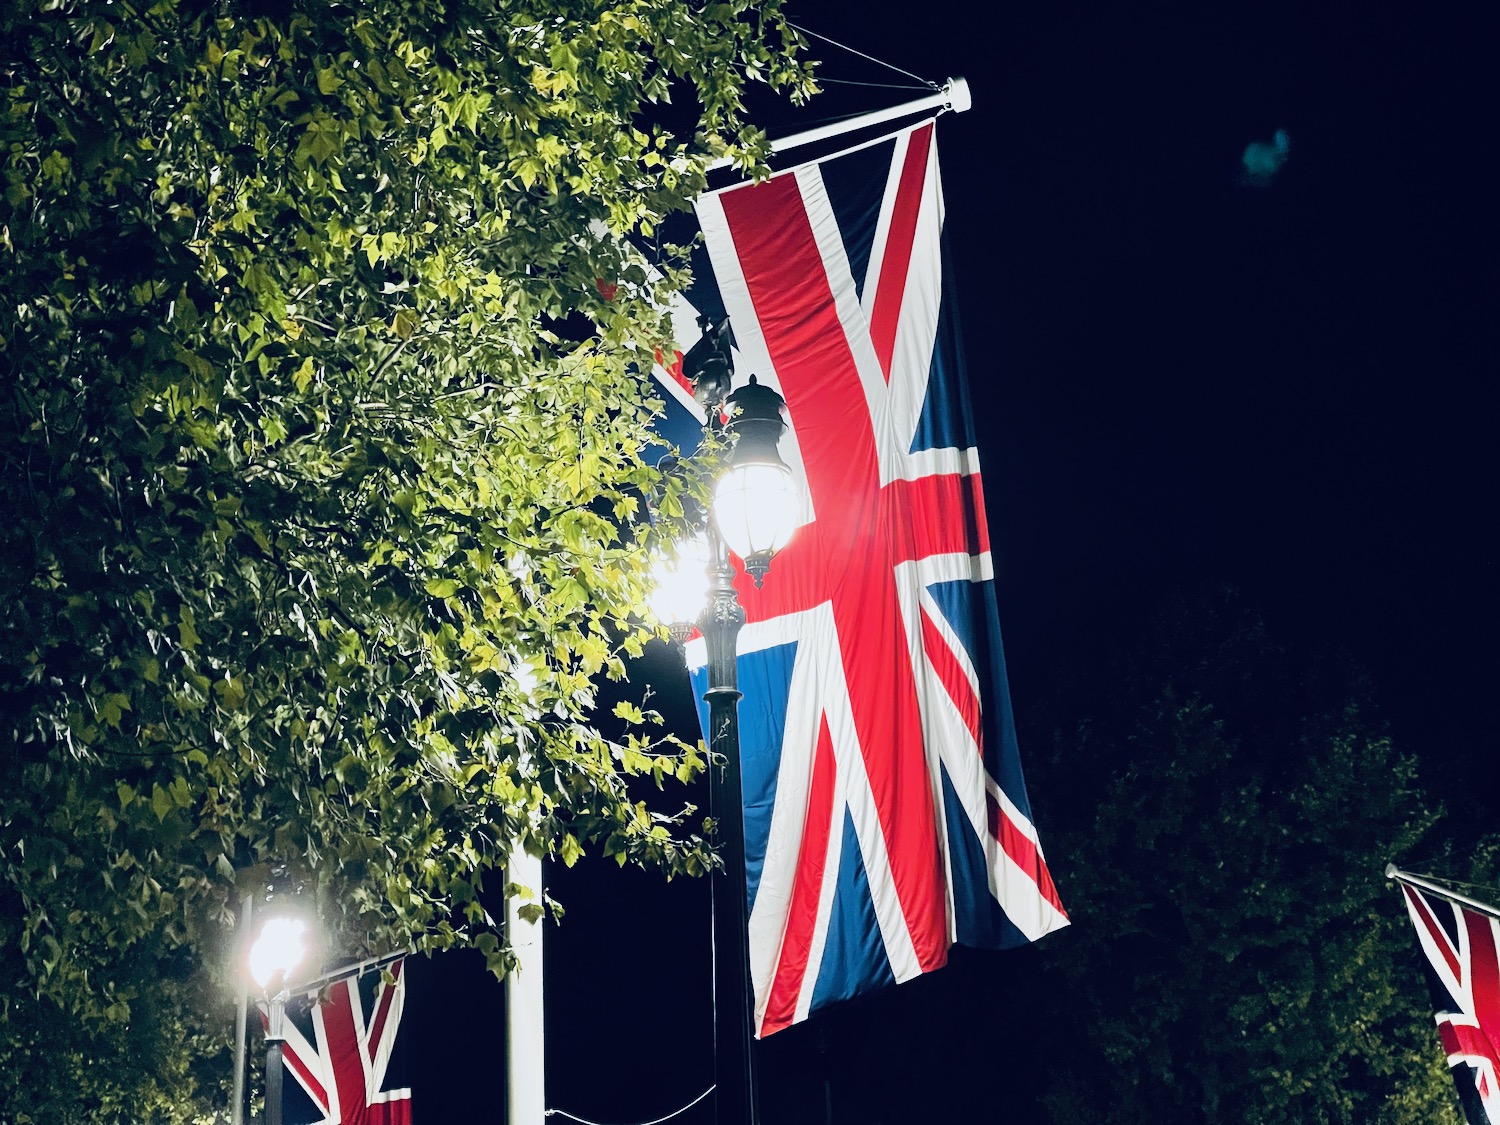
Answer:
[1023, 588, 1461, 1124]
[0, 0, 812, 1118]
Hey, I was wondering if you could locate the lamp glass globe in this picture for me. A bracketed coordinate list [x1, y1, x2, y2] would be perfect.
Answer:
[713, 462, 799, 563]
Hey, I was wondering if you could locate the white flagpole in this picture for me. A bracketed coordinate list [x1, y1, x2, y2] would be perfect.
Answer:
[506, 851, 546, 1125]
[707, 77, 972, 172]
[1386, 864, 1500, 921]
[231, 892, 251, 1125]
[291, 949, 409, 996]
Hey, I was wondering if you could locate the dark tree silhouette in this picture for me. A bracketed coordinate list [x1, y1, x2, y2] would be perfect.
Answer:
[1023, 587, 1459, 1124]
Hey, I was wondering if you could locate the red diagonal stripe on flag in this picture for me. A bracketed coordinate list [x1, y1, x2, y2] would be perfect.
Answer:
[868, 124, 934, 383]
[365, 959, 401, 1063]
[1406, 885, 1463, 979]
[920, 607, 981, 744]
[987, 793, 1067, 915]
[761, 717, 839, 1036]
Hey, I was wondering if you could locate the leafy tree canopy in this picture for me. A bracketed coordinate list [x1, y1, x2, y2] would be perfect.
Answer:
[1024, 588, 1463, 1125]
[0, 0, 812, 1117]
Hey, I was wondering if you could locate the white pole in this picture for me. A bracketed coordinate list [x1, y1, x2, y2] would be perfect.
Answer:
[506, 851, 546, 1125]
[231, 892, 251, 1125]
[293, 948, 408, 995]
[708, 77, 972, 172]
[1386, 864, 1500, 921]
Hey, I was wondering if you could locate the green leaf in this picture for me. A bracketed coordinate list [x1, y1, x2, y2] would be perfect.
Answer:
[178, 607, 200, 650]
[214, 675, 246, 711]
[292, 356, 315, 393]
[391, 308, 418, 339]
[100, 693, 130, 729]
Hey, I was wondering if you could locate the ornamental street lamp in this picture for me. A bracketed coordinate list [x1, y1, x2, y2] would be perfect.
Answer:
[248, 910, 311, 1125]
[713, 376, 800, 587]
[651, 319, 800, 1125]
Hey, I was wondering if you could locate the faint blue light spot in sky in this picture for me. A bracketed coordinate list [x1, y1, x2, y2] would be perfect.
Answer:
[1241, 129, 1290, 186]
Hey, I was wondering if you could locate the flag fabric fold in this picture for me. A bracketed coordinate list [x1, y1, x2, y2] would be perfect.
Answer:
[1397, 878, 1500, 1124]
[260, 958, 412, 1125]
[653, 121, 1067, 1038]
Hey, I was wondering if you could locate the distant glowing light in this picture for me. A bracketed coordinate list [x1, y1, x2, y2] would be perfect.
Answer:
[1241, 129, 1290, 186]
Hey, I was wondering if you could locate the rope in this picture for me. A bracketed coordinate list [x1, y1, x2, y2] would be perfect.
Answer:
[817, 76, 934, 92]
[546, 1086, 716, 1125]
[783, 106, 913, 129]
[788, 21, 940, 90]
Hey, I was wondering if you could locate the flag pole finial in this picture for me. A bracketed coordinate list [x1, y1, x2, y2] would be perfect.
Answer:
[944, 77, 971, 114]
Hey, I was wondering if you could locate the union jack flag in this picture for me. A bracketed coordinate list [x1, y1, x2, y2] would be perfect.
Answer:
[260, 958, 412, 1125]
[1399, 880, 1500, 1123]
[653, 121, 1068, 1037]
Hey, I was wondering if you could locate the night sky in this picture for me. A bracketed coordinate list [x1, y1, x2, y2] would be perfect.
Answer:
[408, 4, 1496, 1122]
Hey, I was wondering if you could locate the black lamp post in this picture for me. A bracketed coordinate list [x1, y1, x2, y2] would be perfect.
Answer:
[701, 520, 756, 1125]
[653, 319, 800, 1125]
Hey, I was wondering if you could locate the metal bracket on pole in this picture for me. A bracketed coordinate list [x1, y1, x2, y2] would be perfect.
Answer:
[708, 77, 973, 172]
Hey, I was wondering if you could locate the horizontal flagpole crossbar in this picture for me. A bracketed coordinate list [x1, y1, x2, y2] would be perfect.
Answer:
[708, 77, 971, 173]
[1386, 864, 1500, 922]
[289, 949, 410, 998]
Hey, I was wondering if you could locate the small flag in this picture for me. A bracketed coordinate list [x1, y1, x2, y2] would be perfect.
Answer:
[1397, 876, 1500, 1123]
[262, 958, 411, 1125]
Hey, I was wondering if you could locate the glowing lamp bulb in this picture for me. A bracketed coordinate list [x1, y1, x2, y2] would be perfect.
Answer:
[249, 916, 309, 992]
[647, 535, 712, 633]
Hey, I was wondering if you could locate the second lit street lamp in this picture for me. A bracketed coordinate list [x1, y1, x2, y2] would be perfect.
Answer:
[248, 909, 312, 1125]
[649, 318, 800, 1125]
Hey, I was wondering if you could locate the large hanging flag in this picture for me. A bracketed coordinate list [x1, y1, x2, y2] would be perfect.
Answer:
[261, 958, 412, 1125]
[653, 120, 1068, 1037]
[1393, 870, 1500, 1124]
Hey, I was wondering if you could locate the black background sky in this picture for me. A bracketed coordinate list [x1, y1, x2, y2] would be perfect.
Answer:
[407, 4, 1496, 1122]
